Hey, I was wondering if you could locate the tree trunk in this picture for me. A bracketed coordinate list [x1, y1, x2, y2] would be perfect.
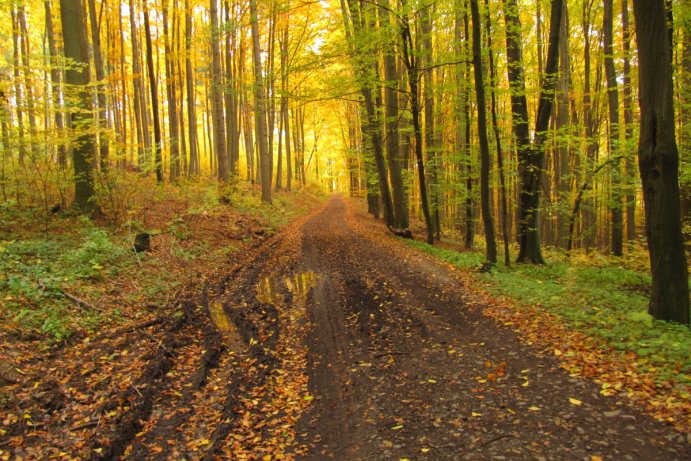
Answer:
[250, 0, 272, 202]
[470, 0, 497, 263]
[143, 7, 163, 183]
[380, 0, 408, 229]
[210, 0, 228, 181]
[604, 0, 623, 256]
[621, 0, 637, 241]
[87, 0, 109, 170]
[11, 9, 26, 165]
[505, 0, 563, 263]
[163, 0, 181, 182]
[185, 0, 199, 176]
[60, 0, 97, 212]
[45, 0, 67, 168]
[632, 0, 689, 324]
[400, 7, 433, 244]
[484, 0, 510, 265]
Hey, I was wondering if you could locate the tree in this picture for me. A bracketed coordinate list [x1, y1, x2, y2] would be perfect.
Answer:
[632, 0, 689, 324]
[469, 0, 496, 263]
[250, 0, 272, 203]
[210, 0, 228, 181]
[143, 6, 163, 183]
[60, 0, 97, 211]
[604, 0, 623, 256]
[504, 0, 563, 263]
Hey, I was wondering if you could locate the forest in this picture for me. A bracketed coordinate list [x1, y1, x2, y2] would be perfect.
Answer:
[0, 0, 690, 458]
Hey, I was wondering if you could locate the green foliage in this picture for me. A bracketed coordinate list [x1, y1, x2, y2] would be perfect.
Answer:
[0, 220, 129, 340]
[408, 241, 691, 386]
[61, 220, 128, 279]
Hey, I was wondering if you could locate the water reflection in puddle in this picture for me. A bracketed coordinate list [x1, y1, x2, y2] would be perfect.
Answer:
[256, 271, 319, 307]
[209, 299, 246, 350]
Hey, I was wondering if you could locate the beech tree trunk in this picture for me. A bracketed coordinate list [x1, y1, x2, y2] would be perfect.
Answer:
[210, 0, 228, 181]
[604, 0, 623, 256]
[60, 0, 97, 211]
[250, 0, 272, 202]
[469, 0, 496, 263]
[143, 7, 163, 183]
[632, 0, 689, 324]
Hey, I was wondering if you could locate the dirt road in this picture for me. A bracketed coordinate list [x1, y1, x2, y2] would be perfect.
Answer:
[5, 195, 688, 460]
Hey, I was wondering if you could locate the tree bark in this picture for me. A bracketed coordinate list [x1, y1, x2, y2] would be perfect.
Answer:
[163, 0, 181, 182]
[380, 0, 408, 229]
[632, 0, 689, 324]
[185, 0, 199, 176]
[87, 0, 109, 170]
[604, 0, 623, 256]
[143, 7, 163, 183]
[210, 0, 228, 181]
[470, 0, 497, 263]
[45, 0, 67, 168]
[250, 0, 272, 202]
[60, 0, 97, 211]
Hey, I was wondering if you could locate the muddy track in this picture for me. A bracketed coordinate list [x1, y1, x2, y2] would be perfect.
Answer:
[292, 196, 689, 460]
[3, 195, 688, 460]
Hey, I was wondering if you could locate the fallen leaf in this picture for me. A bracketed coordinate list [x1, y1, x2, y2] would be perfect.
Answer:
[569, 397, 582, 406]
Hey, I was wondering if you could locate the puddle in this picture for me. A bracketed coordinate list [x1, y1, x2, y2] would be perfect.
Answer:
[209, 299, 246, 351]
[256, 277, 282, 305]
[256, 271, 319, 307]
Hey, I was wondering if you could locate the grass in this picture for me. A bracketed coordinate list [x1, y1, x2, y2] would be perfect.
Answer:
[407, 240, 691, 387]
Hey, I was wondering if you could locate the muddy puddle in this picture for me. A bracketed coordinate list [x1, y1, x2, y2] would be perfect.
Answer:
[208, 299, 246, 351]
[256, 271, 319, 308]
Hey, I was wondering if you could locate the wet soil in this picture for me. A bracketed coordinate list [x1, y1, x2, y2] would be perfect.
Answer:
[1, 195, 688, 460]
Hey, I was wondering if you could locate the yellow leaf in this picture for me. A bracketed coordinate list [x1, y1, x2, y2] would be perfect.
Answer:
[383, 440, 393, 448]
[554, 349, 562, 356]
[471, 412, 482, 417]
[427, 379, 437, 384]
[521, 379, 529, 387]
[391, 425, 403, 430]
[528, 406, 541, 411]
[263, 455, 272, 461]
[421, 448, 430, 453]
[569, 397, 582, 406]
[591, 456, 604, 461]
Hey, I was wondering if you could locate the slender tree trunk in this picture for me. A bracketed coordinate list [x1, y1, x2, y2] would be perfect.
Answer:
[12, 10, 26, 165]
[143, 7, 163, 183]
[45, 0, 67, 168]
[60, 0, 97, 211]
[129, 0, 146, 170]
[505, 0, 563, 263]
[282, 23, 292, 191]
[250, 0, 272, 202]
[470, 0, 497, 263]
[210, 0, 228, 181]
[162, 0, 181, 182]
[401, 8, 433, 244]
[18, 7, 38, 159]
[185, 0, 199, 176]
[632, 0, 689, 324]
[380, 0, 408, 229]
[87, 0, 109, 170]
[224, 0, 239, 176]
[604, 0, 623, 256]
[622, 0, 637, 241]
[484, 0, 510, 265]
[421, 2, 439, 239]
[555, 4, 571, 248]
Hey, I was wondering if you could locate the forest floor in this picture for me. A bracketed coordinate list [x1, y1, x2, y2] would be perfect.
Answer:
[1, 193, 690, 460]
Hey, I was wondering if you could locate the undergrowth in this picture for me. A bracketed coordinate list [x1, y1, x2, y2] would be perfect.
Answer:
[407, 240, 691, 388]
[0, 175, 325, 342]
